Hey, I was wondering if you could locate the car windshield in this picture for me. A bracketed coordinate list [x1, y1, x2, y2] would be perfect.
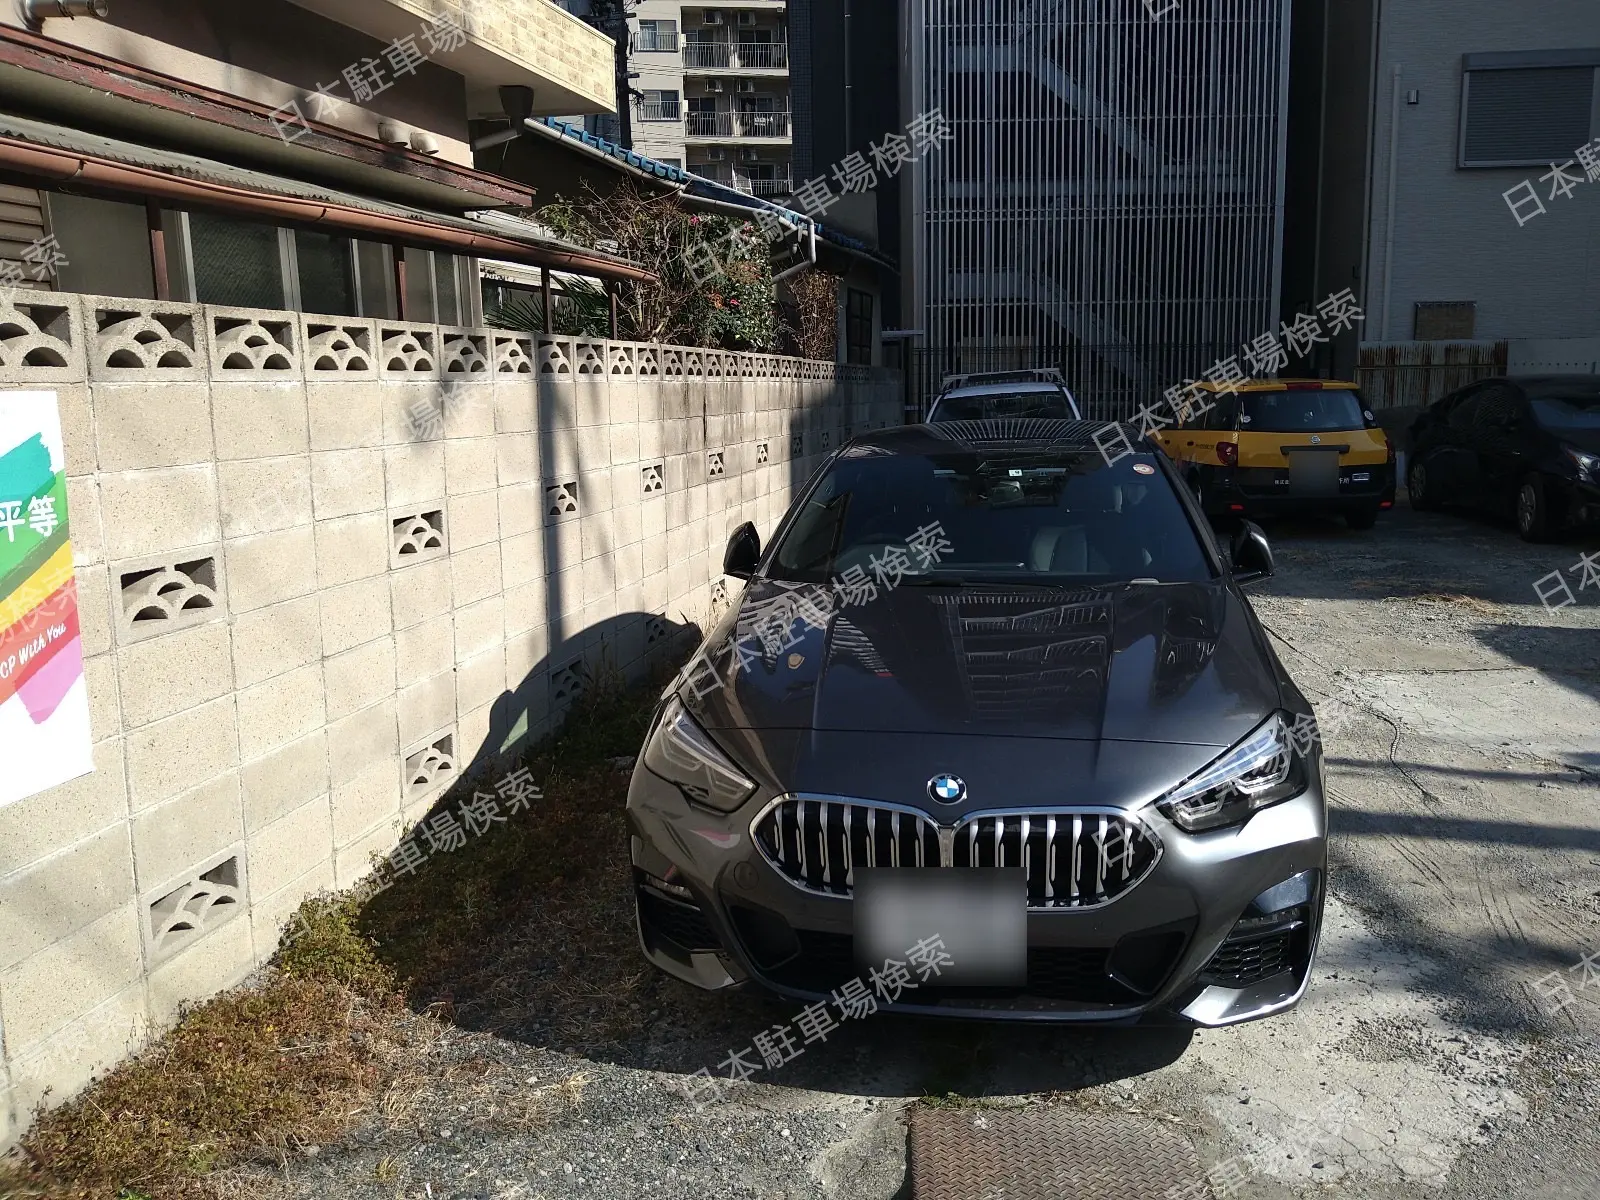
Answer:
[1240, 389, 1367, 433]
[1530, 388, 1600, 431]
[934, 390, 1075, 420]
[767, 447, 1213, 585]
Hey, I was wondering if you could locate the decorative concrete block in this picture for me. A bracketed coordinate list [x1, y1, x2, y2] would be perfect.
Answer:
[131, 773, 243, 897]
[307, 381, 384, 450]
[313, 511, 390, 588]
[396, 612, 454, 691]
[319, 575, 393, 657]
[454, 594, 504, 663]
[327, 697, 397, 789]
[390, 556, 452, 630]
[237, 663, 325, 760]
[300, 315, 377, 379]
[206, 305, 299, 380]
[0, 822, 134, 971]
[0, 905, 142, 1051]
[0, 291, 85, 385]
[375, 321, 440, 382]
[211, 381, 309, 460]
[98, 466, 219, 562]
[93, 381, 214, 470]
[242, 730, 330, 833]
[125, 695, 239, 812]
[218, 455, 313, 537]
[117, 620, 233, 729]
[225, 524, 318, 614]
[247, 796, 332, 900]
[323, 635, 395, 723]
[383, 441, 446, 509]
[310, 448, 385, 519]
[388, 507, 447, 569]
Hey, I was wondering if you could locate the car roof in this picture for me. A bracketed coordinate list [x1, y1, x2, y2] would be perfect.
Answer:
[1194, 378, 1360, 394]
[848, 420, 1149, 456]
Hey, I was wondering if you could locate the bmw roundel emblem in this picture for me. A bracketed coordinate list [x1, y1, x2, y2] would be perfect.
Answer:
[927, 773, 966, 804]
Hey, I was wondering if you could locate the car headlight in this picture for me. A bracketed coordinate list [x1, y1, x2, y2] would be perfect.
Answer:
[1155, 712, 1307, 833]
[642, 695, 757, 812]
[1562, 445, 1600, 477]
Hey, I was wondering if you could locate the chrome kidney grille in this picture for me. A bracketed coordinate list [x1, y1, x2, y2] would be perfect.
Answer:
[751, 798, 1160, 909]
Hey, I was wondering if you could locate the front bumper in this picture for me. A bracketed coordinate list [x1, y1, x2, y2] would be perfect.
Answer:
[626, 753, 1328, 1027]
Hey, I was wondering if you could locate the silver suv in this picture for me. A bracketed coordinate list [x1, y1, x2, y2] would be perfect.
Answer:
[927, 369, 1082, 422]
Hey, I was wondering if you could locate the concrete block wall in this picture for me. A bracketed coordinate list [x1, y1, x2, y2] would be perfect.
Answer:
[0, 291, 900, 1148]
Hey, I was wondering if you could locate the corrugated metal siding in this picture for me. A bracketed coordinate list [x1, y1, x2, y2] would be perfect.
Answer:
[911, 0, 1290, 420]
[1357, 339, 1507, 409]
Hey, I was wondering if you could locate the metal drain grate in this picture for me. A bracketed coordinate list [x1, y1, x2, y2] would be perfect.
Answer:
[908, 1105, 1206, 1200]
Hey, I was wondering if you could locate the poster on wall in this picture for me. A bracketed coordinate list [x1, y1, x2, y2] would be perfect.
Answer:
[0, 390, 93, 808]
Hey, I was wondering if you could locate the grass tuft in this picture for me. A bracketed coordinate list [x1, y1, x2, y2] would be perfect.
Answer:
[4, 667, 670, 1200]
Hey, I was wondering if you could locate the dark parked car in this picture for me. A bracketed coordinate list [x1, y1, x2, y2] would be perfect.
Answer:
[1407, 375, 1600, 541]
[626, 421, 1328, 1027]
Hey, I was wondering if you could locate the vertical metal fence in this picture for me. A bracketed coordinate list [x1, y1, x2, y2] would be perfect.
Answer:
[909, 0, 1292, 422]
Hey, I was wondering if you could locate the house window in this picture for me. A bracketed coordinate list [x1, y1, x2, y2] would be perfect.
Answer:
[845, 288, 873, 365]
[187, 210, 286, 309]
[294, 228, 358, 317]
[1459, 51, 1599, 167]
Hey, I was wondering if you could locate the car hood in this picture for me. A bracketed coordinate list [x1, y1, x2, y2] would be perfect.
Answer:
[685, 578, 1283, 750]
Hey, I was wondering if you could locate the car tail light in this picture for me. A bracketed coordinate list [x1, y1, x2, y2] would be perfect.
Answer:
[1217, 440, 1239, 467]
[1384, 437, 1395, 465]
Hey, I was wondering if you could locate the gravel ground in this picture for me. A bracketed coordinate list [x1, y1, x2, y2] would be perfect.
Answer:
[237, 500, 1600, 1200]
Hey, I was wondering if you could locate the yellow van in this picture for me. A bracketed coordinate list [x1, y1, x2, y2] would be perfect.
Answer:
[1155, 379, 1396, 529]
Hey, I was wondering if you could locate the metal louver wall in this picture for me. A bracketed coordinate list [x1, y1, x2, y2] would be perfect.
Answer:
[907, 0, 1292, 420]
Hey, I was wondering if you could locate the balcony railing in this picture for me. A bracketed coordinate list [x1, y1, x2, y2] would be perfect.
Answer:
[736, 42, 788, 69]
[633, 30, 681, 51]
[682, 40, 789, 70]
[685, 110, 792, 138]
[735, 175, 793, 196]
[637, 100, 682, 121]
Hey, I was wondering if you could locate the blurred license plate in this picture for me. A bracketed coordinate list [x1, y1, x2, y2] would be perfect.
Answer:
[1287, 450, 1340, 496]
[854, 868, 1026, 987]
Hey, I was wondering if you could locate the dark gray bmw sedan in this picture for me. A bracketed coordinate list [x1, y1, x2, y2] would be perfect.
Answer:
[626, 420, 1327, 1026]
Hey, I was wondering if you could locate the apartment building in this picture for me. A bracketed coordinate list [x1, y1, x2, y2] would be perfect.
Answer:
[627, 1, 794, 201]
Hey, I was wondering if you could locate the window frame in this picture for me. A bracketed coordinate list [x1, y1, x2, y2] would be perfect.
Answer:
[845, 287, 873, 365]
[1457, 50, 1600, 169]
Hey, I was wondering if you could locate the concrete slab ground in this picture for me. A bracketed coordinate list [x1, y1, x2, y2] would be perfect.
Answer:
[240, 502, 1600, 1200]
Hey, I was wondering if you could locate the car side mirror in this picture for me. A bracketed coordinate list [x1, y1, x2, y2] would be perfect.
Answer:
[723, 521, 761, 580]
[1230, 520, 1274, 585]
